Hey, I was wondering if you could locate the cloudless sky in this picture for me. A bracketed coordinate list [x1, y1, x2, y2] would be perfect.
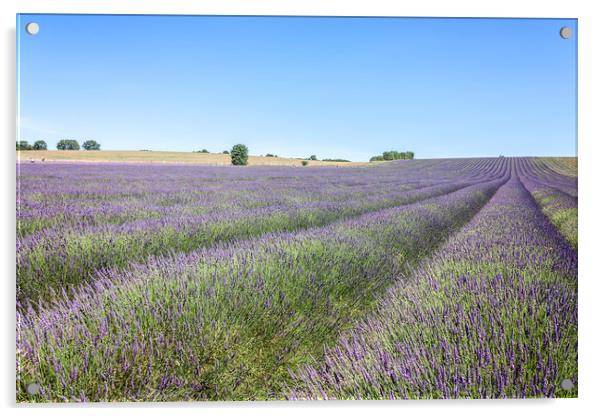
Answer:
[17, 15, 577, 161]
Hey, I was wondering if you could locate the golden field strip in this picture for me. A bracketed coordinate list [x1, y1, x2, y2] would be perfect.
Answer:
[17, 150, 369, 167]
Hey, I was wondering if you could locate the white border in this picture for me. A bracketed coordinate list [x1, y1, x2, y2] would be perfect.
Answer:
[2, 1, 601, 415]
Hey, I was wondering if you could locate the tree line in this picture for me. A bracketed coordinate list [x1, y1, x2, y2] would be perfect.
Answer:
[369, 150, 414, 162]
[16, 140, 101, 151]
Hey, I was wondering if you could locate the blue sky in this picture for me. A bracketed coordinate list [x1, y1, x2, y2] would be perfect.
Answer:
[17, 15, 577, 161]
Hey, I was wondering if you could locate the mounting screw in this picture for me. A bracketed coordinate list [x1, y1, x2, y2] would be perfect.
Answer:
[559, 27, 572, 39]
[560, 379, 574, 391]
[26, 383, 40, 395]
[25, 22, 40, 35]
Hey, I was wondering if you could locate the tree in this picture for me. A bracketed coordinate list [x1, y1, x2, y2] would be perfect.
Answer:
[382, 151, 394, 161]
[82, 140, 101, 150]
[309, 155, 317, 161]
[32, 140, 47, 150]
[223, 150, 229, 154]
[369, 150, 414, 162]
[57, 139, 80, 150]
[301, 160, 308, 166]
[16, 140, 32, 150]
[230, 144, 249, 166]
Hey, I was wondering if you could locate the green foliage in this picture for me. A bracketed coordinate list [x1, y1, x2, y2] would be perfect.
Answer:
[309, 155, 317, 161]
[301, 160, 309, 166]
[382, 151, 395, 161]
[223, 150, 229, 154]
[56, 139, 80, 150]
[32, 140, 47, 150]
[370, 150, 414, 162]
[231, 144, 249, 166]
[82, 140, 101, 151]
[322, 158, 350, 162]
[17, 140, 32, 150]
[265, 153, 277, 158]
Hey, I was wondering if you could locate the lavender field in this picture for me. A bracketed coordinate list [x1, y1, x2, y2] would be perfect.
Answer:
[16, 157, 577, 401]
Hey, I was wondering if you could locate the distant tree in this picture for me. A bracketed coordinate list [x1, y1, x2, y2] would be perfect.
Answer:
[322, 158, 350, 162]
[309, 155, 317, 161]
[32, 140, 47, 150]
[82, 140, 101, 150]
[57, 139, 80, 150]
[16, 140, 32, 150]
[382, 151, 394, 161]
[370, 150, 414, 162]
[223, 150, 229, 154]
[371, 150, 414, 162]
[201, 149, 209, 153]
[265, 153, 276, 158]
[301, 160, 309, 166]
[231, 144, 249, 166]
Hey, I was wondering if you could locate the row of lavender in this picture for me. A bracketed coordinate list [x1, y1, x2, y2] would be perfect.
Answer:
[17, 158, 508, 306]
[521, 157, 577, 197]
[516, 158, 577, 249]
[540, 158, 577, 179]
[18, 158, 498, 237]
[17, 166, 509, 401]
[290, 166, 577, 399]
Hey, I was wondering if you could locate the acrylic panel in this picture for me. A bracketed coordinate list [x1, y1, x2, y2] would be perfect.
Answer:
[16, 14, 577, 402]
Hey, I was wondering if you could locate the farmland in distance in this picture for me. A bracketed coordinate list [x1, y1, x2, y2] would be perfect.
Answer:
[18, 150, 369, 167]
